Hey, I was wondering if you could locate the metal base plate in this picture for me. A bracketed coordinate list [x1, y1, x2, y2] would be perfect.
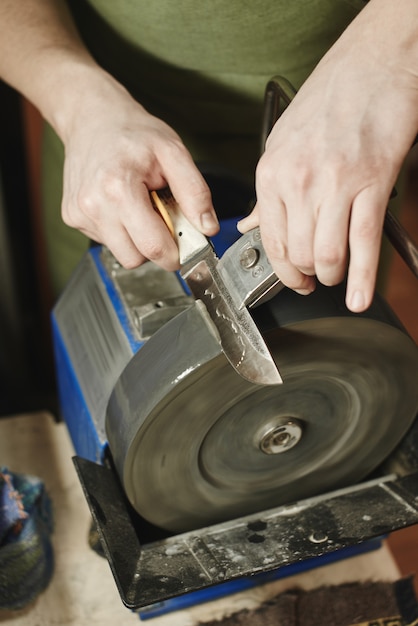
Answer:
[74, 455, 418, 611]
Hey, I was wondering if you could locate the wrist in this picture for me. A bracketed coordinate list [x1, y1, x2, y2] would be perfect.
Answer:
[345, 0, 418, 82]
[35, 58, 132, 143]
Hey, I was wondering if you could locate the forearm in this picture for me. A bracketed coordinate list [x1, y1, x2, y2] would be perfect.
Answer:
[357, 0, 418, 71]
[317, 0, 418, 102]
[0, 0, 119, 141]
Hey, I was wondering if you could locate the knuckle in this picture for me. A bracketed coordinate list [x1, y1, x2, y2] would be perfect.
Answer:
[99, 170, 126, 204]
[118, 253, 143, 269]
[281, 273, 313, 292]
[101, 227, 148, 269]
[141, 239, 166, 262]
[271, 237, 288, 263]
[76, 188, 101, 222]
[318, 270, 345, 287]
[255, 155, 276, 188]
[187, 180, 212, 204]
[288, 247, 314, 271]
[292, 163, 314, 195]
[161, 137, 187, 162]
[315, 244, 344, 268]
[110, 242, 145, 269]
[257, 156, 315, 201]
[61, 198, 84, 228]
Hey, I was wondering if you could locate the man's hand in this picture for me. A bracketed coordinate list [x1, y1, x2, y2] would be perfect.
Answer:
[60, 74, 219, 271]
[0, 0, 219, 273]
[238, 0, 418, 312]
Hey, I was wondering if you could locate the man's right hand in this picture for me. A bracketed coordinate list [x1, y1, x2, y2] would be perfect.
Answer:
[60, 72, 219, 271]
[0, 0, 219, 273]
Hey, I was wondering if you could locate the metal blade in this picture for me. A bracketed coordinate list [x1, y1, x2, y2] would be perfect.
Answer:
[152, 189, 282, 385]
[181, 254, 282, 385]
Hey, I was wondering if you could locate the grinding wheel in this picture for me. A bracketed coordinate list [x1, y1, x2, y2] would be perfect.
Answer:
[106, 283, 418, 533]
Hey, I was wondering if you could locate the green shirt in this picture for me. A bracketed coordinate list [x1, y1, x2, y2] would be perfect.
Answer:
[43, 0, 367, 294]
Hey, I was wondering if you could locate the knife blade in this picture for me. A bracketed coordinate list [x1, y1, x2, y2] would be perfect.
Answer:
[151, 188, 282, 385]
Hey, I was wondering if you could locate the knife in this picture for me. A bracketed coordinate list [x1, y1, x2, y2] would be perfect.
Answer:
[151, 188, 283, 385]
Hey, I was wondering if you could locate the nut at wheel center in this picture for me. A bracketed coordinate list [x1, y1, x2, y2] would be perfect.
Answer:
[259, 418, 303, 454]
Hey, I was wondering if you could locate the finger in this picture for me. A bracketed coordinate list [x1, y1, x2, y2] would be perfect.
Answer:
[237, 205, 260, 233]
[95, 224, 148, 269]
[70, 176, 180, 270]
[345, 187, 387, 313]
[121, 182, 181, 271]
[160, 147, 220, 236]
[285, 201, 316, 277]
[258, 197, 316, 295]
[255, 151, 316, 295]
[73, 202, 166, 270]
[108, 238, 147, 269]
[313, 196, 351, 286]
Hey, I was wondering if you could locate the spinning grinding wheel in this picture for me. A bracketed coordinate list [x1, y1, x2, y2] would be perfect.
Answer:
[106, 283, 418, 533]
[49, 73, 418, 613]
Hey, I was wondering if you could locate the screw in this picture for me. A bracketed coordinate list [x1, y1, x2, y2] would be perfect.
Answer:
[259, 419, 303, 455]
[308, 532, 328, 544]
[253, 229, 262, 242]
[252, 265, 264, 278]
[240, 247, 259, 270]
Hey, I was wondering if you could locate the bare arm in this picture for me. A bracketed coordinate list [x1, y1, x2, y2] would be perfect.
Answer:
[0, 0, 219, 271]
[0, 0, 97, 133]
[239, 0, 418, 312]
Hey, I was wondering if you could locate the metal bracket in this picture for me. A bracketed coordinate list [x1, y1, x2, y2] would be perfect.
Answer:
[217, 226, 284, 309]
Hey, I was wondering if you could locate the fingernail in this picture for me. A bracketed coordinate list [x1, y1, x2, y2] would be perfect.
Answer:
[201, 212, 219, 232]
[349, 290, 365, 312]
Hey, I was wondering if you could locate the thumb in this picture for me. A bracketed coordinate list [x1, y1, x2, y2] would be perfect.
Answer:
[237, 204, 260, 233]
[164, 162, 220, 237]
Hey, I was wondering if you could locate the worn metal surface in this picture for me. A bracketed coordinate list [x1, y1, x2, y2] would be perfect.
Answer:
[101, 247, 192, 340]
[74, 456, 418, 610]
[217, 226, 284, 309]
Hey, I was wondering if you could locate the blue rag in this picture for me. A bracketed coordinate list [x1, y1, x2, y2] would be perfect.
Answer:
[0, 468, 54, 610]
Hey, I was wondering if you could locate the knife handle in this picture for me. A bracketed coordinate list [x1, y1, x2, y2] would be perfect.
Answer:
[150, 189, 210, 266]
